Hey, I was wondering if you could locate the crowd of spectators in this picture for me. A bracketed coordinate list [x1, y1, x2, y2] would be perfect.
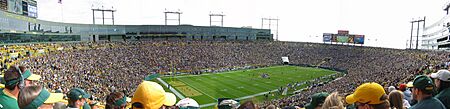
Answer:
[259, 43, 450, 108]
[1, 40, 449, 108]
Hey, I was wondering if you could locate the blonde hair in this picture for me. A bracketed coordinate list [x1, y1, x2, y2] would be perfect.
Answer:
[321, 92, 344, 109]
[388, 90, 405, 109]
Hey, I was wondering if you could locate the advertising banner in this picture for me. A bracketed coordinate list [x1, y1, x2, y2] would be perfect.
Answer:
[337, 36, 348, 43]
[348, 35, 355, 43]
[354, 35, 365, 44]
[27, 5, 37, 17]
[331, 34, 337, 42]
[323, 33, 332, 42]
[338, 30, 349, 35]
[324, 31, 364, 44]
[7, 0, 22, 14]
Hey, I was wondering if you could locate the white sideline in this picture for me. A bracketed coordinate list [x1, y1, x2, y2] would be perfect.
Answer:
[157, 78, 186, 99]
[159, 76, 280, 108]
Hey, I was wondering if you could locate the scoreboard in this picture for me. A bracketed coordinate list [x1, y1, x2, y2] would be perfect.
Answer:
[323, 30, 365, 44]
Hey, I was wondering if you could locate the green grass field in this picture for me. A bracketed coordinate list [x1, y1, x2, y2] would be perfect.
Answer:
[161, 65, 336, 106]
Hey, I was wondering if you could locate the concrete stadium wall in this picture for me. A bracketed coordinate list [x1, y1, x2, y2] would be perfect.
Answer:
[0, 10, 273, 43]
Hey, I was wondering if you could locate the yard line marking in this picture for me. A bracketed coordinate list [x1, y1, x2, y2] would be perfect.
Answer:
[177, 77, 217, 101]
[167, 66, 286, 78]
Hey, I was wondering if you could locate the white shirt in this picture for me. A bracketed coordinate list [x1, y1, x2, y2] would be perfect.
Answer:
[403, 99, 411, 108]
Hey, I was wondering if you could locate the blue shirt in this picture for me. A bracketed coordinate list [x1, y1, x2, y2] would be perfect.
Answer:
[403, 89, 412, 103]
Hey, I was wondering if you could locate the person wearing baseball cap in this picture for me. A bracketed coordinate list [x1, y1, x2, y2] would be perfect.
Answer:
[23, 71, 41, 86]
[1, 66, 42, 86]
[398, 84, 412, 104]
[305, 92, 329, 109]
[17, 85, 64, 109]
[67, 88, 91, 109]
[406, 82, 413, 88]
[405, 81, 418, 105]
[409, 75, 446, 109]
[430, 70, 450, 109]
[217, 98, 240, 109]
[0, 65, 41, 109]
[176, 98, 200, 109]
[345, 82, 390, 109]
[131, 81, 176, 109]
[106, 92, 127, 109]
[0, 67, 41, 87]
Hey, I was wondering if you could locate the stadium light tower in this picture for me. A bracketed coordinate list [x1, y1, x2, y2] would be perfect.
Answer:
[209, 12, 225, 27]
[164, 9, 182, 25]
[443, 1, 450, 15]
[409, 17, 425, 49]
[406, 40, 409, 49]
[261, 17, 280, 41]
[92, 5, 116, 25]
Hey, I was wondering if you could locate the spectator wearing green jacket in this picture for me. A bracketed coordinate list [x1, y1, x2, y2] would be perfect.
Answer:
[409, 75, 446, 109]
[431, 70, 450, 109]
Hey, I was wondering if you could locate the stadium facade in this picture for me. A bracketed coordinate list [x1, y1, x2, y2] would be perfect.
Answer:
[422, 3, 450, 49]
[0, 1, 272, 44]
[421, 16, 450, 49]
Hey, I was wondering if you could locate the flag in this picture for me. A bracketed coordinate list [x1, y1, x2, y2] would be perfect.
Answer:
[58, 0, 62, 4]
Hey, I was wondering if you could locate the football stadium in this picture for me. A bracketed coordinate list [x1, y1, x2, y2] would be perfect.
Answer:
[161, 66, 340, 107]
[1, 0, 450, 109]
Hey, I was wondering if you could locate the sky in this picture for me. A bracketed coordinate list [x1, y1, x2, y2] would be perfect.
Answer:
[36, 0, 449, 49]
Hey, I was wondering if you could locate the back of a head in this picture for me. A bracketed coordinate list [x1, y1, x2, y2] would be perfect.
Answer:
[132, 81, 176, 109]
[266, 105, 277, 109]
[398, 84, 407, 92]
[18, 85, 43, 109]
[67, 88, 91, 108]
[412, 75, 435, 95]
[238, 101, 257, 109]
[53, 102, 67, 109]
[321, 92, 344, 109]
[430, 70, 450, 92]
[388, 86, 396, 93]
[437, 79, 450, 92]
[388, 90, 404, 109]
[345, 82, 390, 109]
[368, 95, 390, 109]
[106, 92, 126, 109]
[306, 92, 329, 109]
[4, 65, 25, 90]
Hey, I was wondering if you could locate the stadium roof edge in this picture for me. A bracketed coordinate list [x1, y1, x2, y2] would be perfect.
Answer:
[0, 10, 270, 31]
